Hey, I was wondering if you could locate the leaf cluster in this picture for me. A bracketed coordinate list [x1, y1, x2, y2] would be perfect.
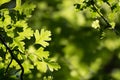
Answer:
[0, 0, 60, 80]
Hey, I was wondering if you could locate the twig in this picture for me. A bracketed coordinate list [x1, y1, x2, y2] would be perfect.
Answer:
[5, 58, 13, 75]
[0, 34, 24, 80]
[91, 1, 111, 29]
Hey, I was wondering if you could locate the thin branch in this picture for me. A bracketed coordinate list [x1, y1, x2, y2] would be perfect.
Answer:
[5, 58, 13, 75]
[91, 2, 111, 29]
[0, 34, 24, 80]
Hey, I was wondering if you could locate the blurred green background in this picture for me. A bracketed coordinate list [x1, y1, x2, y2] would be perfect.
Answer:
[28, 0, 120, 80]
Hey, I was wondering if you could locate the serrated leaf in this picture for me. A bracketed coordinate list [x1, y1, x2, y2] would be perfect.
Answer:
[0, 0, 10, 6]
[17, 28, 33, 40]
[9, 60, 19, 69]
[34, 29, 51, 47]
[35, 47, 49, 59]
[15, 1, 36, 17]
[14, 20, 28, 28]
[28, 53, 37, 63]
[46, 62, 61, 72]
[36, 61, 47, 73]
[11, 38, 25, 52]
[22, 60, 34, 73]
[4, 15, 11, 27]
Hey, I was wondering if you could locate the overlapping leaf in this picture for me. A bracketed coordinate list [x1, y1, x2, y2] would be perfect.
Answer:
[17, 28, 33, 40]
[46, 61, 61, 72]
[22, 60, 34, 73]
[35, 47, 49, 59]
[0, 0, 60, 79]
[15, 0, 36, 17]
[36, 61, 47, 73]
[11, 38, 25, 52]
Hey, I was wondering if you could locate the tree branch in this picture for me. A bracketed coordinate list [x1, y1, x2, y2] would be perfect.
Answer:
[5, 58, 13, 75]
[0, 34, 24, 80]
[91, 1, 111, 29]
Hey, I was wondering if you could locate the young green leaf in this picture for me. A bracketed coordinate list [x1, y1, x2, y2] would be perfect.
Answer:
[11, 38, 25, 52]
[46, 61, 61, 72]
[34, 29, 51, 47]
[17, 28, 33, 40]
[0, 0, 10, 6]
[14, 20, 28, 28]
[15, 1, 36, 17]
[36, 61, 47, 73]
[22, 60, 34, 73]
[16, 0, 21, 8]
[35, 47, 49, 59]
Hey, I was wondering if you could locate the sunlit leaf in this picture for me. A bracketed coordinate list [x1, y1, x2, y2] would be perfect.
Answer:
[36, 61, 47, 73]
[14, 20, 28, 28]
[17, 28, 33, 40]
[22, 60, 34, 73]
[0, 57, 4, 69]
[91, 20, 100, 29]
[0, 0, 10, 6]
[16, 0, 21, 8]
[46, 61, 61, 72]
[11, 38, 25, 52]
[15, 1, 36, 17]
[35, 47, 49, 59]
[34, 29, 51, 47]
[28, 53, 37, 63]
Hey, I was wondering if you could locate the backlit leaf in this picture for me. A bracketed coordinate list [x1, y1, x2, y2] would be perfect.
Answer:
[34, 29, 51, 47]
[35, 47, 49, 59]
[22, 60, 34, 73]
[0, 0, 10, 6]
[17, 28, 33, 40]
[46, 61, 61, 72]
[36, 61, 47, 73]
[11, 38, 25, 52]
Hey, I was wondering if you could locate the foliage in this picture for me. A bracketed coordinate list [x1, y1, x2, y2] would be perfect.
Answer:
[1, 0, 120, 80]
[0, 0, 60, 80]
[29, 0, 120, 80]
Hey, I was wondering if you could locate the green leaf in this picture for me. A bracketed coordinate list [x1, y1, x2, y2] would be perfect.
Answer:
[22, 60, 34, 73]
[16, 0, 21, 8]
[34, 29, 51, 47]
[0, 0, 10, 6]
[0, 57, 4, 69]
[15, 1, 36, 17]
[17, 28, 33, 40]
[46, 61, 61, 72]
[36, 61, 47, 73]
[0, 18, 3, 28]
[14, 20, 28, 28]
[35, 47, 49, 59]
[3, 10, 12, 29]
[11, 38, 25, 52]
[28, 53, 37, 63]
